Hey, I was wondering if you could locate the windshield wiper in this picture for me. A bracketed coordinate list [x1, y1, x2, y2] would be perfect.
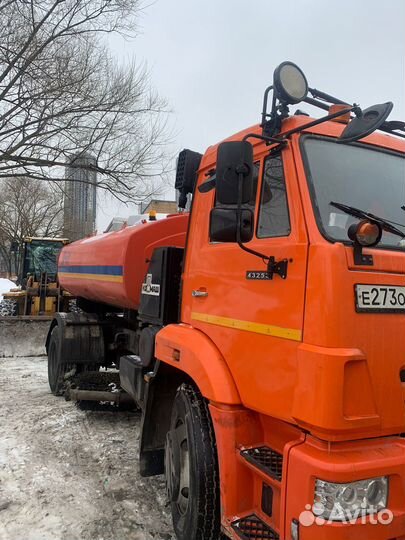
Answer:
[330, 201, 405, 238]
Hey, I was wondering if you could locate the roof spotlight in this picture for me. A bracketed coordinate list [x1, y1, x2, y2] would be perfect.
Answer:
[273, 61, 309, 105]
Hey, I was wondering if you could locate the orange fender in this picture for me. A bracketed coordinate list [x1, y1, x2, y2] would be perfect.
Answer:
[155, 324, 241, 405]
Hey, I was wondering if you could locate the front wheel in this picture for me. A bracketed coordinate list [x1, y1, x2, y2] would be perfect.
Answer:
[165, 384, 220, 540]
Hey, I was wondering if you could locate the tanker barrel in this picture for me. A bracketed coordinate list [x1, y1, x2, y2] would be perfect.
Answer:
[58, 214, 189, 311]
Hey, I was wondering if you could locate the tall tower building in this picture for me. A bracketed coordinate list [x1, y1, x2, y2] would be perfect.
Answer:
[63, 153, 97, 241]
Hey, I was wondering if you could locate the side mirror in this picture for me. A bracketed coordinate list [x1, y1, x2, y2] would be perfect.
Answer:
[216, 141, 254, 205]
[209, 208, 254, 243]
[339, 102, 393, 143]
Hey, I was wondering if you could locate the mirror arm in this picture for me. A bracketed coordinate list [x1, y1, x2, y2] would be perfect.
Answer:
[243, 133, 287, 156]
[236, 172, 269, 262]
[279, 106, 355, 139]
[379, 127, 405, 140]
[198, 176, 216, 193]
[379, 121, 405, 139]
[303, 96, 329, 112]
[242, 133, 285, 146]
[308, 87, 349, 106]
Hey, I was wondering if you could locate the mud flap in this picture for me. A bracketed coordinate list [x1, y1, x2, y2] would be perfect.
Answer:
[46, 312, 105, 365]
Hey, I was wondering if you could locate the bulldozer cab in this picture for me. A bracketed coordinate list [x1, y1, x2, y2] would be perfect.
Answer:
[21, 237, 67, 285]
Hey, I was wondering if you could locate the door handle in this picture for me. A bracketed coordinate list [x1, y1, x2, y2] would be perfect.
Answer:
[192, 289, 208, 298]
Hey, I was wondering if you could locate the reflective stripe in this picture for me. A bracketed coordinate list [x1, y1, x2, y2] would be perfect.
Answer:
[58, 272, 123, 283]
[191, 311, 302, 342]
[58, 265, 123, 276]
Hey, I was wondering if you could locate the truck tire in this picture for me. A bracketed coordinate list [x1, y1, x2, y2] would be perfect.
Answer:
[165, 384, 220, 540]
[47, 328, 74, 396]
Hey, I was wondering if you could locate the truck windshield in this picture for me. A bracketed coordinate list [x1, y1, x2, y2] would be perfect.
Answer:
[303, 137, 405, 250]
[26, 241, 63, 277]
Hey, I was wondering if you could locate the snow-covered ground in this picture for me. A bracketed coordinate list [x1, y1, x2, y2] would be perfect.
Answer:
[0, 278, 15, 300]
[0, 356, 175, 540]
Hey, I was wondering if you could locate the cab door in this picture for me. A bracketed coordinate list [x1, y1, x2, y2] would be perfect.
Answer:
[182, 142, 309, 422]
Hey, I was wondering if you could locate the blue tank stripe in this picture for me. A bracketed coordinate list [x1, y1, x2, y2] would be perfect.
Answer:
[59, 265, 123, 276]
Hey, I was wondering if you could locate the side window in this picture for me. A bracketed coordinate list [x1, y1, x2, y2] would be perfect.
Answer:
[257, 153, 291, 238]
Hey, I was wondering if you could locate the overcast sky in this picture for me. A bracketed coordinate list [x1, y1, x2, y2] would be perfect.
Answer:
[97, 0, 405, 231]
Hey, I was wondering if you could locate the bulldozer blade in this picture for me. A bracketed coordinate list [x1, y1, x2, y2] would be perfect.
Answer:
[0, 317, 51, 357]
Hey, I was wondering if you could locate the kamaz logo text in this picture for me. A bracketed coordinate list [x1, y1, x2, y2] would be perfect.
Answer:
[141, 274, 160, 296]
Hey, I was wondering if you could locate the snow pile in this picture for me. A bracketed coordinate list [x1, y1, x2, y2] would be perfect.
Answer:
[0, 278, 15, 299]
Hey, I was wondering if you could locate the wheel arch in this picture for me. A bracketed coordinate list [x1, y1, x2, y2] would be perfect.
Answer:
[139, 324, 241, 477]
[155, 324, 241, 405]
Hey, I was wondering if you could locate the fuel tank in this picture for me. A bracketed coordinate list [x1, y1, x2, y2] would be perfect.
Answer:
[58, 214, 189, 310]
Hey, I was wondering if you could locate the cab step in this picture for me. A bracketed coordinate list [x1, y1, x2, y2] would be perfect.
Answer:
[232, 514, 279, 539]
[240, 446, 283, 481]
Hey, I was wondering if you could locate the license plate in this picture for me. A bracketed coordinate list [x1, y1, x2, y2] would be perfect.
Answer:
[355, 284, 405, 313]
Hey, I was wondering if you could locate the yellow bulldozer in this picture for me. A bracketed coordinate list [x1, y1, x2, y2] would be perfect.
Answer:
[3, 237, 72, 316]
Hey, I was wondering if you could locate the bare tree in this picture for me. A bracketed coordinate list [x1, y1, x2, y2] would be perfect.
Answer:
[0, 0, 169, 203]
[0, 177, 64, 275]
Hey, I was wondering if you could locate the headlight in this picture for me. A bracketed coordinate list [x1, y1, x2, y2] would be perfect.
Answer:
[314, 477, 388, 521]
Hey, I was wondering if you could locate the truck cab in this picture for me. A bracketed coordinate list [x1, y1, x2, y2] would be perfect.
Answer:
[47, 62, 405, 540]
[168, 117, 405, 540]
[158, 64, 405, 539]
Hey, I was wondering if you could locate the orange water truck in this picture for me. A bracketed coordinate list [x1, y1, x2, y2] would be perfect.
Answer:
[46, 62, 405, 540]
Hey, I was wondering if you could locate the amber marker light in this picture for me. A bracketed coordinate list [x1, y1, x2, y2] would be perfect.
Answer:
[329, 104, 351, 124]
[348, 219, 382, 247]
